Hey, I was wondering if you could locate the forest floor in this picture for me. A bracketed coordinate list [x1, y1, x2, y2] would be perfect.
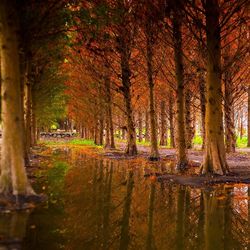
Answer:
[34, 138, 250, 188]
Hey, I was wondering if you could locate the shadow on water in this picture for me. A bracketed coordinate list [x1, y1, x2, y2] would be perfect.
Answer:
[0, 148, 248, 250]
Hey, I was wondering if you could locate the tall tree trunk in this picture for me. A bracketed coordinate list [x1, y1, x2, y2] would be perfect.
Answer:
[160, 101, 167, 146]
[20, 59, 29, 165]
[119, 47, 137, 156]
[173, 13, 187, 169]
[199, 72, 206, 149]
[248, 87, 250, 147]
[31, 111, 37, 146]
[146, 24, 159, 160]
[99, 117, 104, 146]
[0, 0, 34, 196]
[145, 110, 150, 142]
[104, 76, 115, 149]
[105, 116, 110, 148]
[169, 94, 175, 148]
[138, 111, 143, 142]
[23, 60, 33, 159]
[224, 80, 236, 153]
[185, 89, 193, 149]
[224, 47, 236, 153]
[201, 0, 229, 175]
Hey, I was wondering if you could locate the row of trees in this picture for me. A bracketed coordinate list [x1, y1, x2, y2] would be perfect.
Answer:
[0, 0, 249, 198]
[66, 0, 249, 174]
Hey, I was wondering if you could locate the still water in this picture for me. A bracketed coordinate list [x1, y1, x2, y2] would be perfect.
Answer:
[0, 148, 249, 250]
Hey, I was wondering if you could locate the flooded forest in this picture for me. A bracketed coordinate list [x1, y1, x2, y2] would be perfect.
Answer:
[0, 0, 249, 249]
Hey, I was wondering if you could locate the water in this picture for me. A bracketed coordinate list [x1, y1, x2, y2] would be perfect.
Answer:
[0, 149, 249, 250]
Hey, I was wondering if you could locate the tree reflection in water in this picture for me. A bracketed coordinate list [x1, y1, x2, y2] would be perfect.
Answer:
[0, 211, 30, 249]
[17, 153, 249, 250]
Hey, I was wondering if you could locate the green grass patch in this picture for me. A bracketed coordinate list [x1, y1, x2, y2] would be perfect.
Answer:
[68, 139, 95, 146]
[41, 138, 98, 147]
[236, 136, 248, 148]
[192, 135, 203, 145]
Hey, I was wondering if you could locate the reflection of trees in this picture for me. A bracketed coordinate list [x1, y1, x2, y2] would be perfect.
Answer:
[119, 170, 134, 250]
[102, 161, 113, 250]
[146, 182, 156, 250]
[0, 211, 29, 249]
[175, 186, 187, 250]
[204, 190, 225, 250]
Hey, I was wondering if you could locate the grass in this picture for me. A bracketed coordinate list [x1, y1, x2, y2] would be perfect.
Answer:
[69, 139, 95, 146]
[236, 136, 248, 148]
[41, 138, 99, 147]
[192, 135, 203, 145]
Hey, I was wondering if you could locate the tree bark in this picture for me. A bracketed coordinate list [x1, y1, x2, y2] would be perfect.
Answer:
[119, 42, 137, 156]
[138, 111, 143, 142]
[224, 46, 236, 153]
[160, 101, 167, 146]
[146, 23, 159, 160]
[104, 76, 115, 149]
[201, 0, 229, 175]
[199, 72, 206, 149]
[145, 110, 150, 142]
[0, 0, 34, 196]
[169, 94, 175, 148]
[25, 70, 32, 152]
[185, 89, 193, 149]
[173, 13, 188, 169]
[248, 87, 250, 147]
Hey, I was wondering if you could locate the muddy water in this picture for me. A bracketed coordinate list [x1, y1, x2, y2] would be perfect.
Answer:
[0, 149, 249, 250]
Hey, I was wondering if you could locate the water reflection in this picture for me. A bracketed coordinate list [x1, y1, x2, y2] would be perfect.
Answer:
[0, 211, 30, 250]
[4, 150, 248, 250]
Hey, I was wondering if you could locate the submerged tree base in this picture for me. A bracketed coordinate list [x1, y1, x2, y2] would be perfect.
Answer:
[0, 194, 47, 211]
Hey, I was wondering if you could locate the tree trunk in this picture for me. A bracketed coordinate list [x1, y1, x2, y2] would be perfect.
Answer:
[105, 116, 110, 148]
[173, 14, 187, 169]
[248, 87, 250, 147]
[160, 101, 167, 146]
[119, 45, 137, 156]
[201, 0, 229, 175]
[99, 117, 104, 146]
[138, 111, 143, 142]
[0, 0, 34, 196]
[104, 76, 115, 149]
[145, 110, 150, 142]
[185, 89, 193, 149]
[199, 72, 206, 149]
[146, 24, 159, 160]
[224, 46, 236, 153]
[25, 81, 32, 149]
[169, 94, 175, 148]
[224, 80, 236, 153]
[31, 111, 37, 146]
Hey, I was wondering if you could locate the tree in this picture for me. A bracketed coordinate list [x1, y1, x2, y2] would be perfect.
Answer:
[201, 0, 229, 175]
[0, 0, 35, 196]
[172, 4, 188, 169]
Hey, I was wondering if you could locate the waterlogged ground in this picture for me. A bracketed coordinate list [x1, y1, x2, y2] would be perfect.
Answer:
[0, 147, 249, 250]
